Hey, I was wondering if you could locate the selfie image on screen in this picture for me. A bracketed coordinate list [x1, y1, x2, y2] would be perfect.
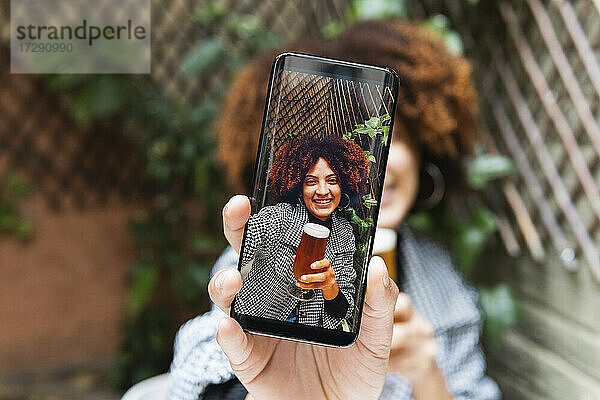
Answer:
[234, 62, 395, 332]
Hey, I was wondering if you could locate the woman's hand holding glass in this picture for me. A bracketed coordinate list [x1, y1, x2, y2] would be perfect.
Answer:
[210, 195, 400, 400]
[295, 257, 339, 300]
[388, 294, 453, 399]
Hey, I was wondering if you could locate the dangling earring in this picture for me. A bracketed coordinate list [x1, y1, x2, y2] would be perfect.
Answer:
[413, 162, 445, 210]
[338, 192, 351, 209]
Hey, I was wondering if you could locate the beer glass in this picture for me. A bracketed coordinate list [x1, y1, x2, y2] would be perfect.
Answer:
[287, 222, 330, 301]
[373, 228, 397, 283]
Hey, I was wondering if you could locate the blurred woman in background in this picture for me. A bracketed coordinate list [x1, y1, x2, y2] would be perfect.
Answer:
[170, 20, 500, 400]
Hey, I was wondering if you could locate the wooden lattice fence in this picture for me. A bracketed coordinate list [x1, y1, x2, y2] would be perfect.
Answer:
[0, 0, 352, 210]
[409, 1, 600, 398]
[409, 0, 600, 284]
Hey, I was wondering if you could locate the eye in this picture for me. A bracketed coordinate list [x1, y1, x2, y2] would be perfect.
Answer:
[304, 178, 317, 185]
[327, 176, 339, 185]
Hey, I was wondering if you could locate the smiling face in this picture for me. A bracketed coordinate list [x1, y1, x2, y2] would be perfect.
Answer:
[302, 158, 342, 221]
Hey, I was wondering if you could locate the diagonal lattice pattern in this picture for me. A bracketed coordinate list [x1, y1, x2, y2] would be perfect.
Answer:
[408, 0, 600, 282]
[0, 0, 351, 210]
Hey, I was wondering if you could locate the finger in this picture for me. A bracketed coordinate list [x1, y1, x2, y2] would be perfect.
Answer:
[296, 282, 327, 290]
[216, 317, 253, 367]
[208, 269, 243, 314]
[311, 259, 330, 269]
[299, 272, 327, 283]
[390, 322, 412, 350]
[391, 315, 435, 350]
[356, 256, 399, 363]
[223, 195, 251, 254]
[394, 293, 414, 323]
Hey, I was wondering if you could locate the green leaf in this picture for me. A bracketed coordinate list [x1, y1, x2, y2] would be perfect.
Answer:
[365, 116, 379, 129]
[350, 0, 408, 20]
[363, 151, 376, 163]
[227, 16, 261, 39]
[47, 74, 86, 90]
[322, 19, 346, 39]
[4, 173, 32, 198]
[381, 125, 390, 144]
[424, 14, 464, 56]
[357, 242, 368, 260]
[72, 77, 128, 121]
[192, 0, 226, 25]
[181, 38, 226, 75]
[406, 211, 434, 231]
[472, 206, 498, 234]
[466, 154, 515, 189]
[362, 194, 378, 209]
[425, 14, 450, 32]
[480, 284, 520, 345]
[355, 126, 371, 135]
[0, 212, 16, 230]
[444, 31, 464, 56]
[148, 160, 171, 182]
[189, 234, 220, 253]
[128, 262, 159, 315]
[452, 207, 498, 275]
[348, 208, 362, 225]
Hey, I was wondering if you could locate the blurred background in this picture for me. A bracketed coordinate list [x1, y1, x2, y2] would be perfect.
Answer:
[1, 0, 599, 399]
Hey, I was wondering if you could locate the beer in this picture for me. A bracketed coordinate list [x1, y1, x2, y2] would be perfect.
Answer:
[373, 228, 397, 283]
[293, 223, 330, 280]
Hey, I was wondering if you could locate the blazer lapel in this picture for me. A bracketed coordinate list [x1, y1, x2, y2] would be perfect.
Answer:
[280, 202, 308, 251]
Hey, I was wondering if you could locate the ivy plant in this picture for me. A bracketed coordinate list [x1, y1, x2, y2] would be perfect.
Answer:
[48, 2, 280, 390]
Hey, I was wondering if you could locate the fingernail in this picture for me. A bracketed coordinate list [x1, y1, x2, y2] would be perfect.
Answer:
[300, 275, 307, 281]
[215, 271, 226, 290]
[310, 263, 316, 269]
[382, 269, 390, 288]
[295, 282, 301, 287]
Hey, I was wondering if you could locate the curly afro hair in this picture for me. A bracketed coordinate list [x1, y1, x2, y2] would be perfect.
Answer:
[216, 19, 479, 195]
[269, 135, 369, 207]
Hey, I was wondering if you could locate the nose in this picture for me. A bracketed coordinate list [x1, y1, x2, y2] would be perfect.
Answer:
[316, 179, 329, 195]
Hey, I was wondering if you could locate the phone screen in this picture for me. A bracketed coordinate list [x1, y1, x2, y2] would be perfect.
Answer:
[232, 53, 399, 347]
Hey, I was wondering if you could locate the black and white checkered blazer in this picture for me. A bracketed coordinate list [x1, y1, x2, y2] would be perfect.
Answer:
[234, 201, 356, 329]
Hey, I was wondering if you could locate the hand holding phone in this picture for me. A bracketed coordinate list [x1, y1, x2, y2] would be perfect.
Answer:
[211, 195, 400, 400]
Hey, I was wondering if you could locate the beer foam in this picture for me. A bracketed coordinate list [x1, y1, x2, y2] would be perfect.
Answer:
[373, 228, 397, 253]
[303, 222, 330, 239]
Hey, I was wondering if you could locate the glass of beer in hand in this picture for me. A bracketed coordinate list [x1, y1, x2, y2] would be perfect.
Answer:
[287, 222, 330, 301]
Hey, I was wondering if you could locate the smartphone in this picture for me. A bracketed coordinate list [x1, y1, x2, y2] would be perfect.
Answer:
[231, 52, 399, 347]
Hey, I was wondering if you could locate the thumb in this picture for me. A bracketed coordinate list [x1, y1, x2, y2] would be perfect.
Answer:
[216, 317, 253, 368]
[357, 256, 399, 360]
[216, 317, 273, 386]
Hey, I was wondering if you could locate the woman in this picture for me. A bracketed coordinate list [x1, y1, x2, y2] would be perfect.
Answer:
[234, 134, 368, 329]
[170, 20, 500, 400]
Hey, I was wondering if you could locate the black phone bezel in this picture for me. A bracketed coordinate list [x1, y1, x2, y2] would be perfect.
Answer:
[231, 52, 400, 348]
